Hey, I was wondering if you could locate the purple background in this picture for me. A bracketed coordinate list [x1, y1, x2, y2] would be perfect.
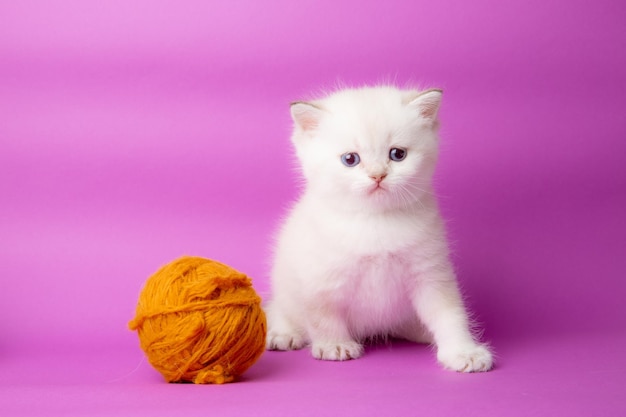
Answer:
[1, 1, 625, 416]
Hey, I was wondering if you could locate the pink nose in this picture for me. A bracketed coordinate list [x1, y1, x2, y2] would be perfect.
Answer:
[370, 174, 387, 183]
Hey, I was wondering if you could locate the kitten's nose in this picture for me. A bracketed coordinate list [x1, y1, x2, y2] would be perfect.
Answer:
[370, 173, 387, 183]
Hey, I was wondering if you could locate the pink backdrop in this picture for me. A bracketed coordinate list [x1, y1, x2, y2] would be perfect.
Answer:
[1, 1, 625, 416]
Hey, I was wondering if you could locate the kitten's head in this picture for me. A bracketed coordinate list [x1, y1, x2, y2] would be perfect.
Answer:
[289, 86, 442, 211]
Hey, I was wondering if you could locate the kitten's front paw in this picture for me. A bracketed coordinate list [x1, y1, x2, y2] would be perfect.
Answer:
[312, 341, 363, 361]
[267, 332, 307, 351]
[437, 344, 493, 372]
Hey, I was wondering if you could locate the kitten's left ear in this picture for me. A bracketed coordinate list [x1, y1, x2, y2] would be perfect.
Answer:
[405, 89, 443, 121]
[290, 101, 325, 132]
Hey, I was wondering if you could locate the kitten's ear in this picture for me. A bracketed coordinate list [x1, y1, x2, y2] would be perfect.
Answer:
[405, 89, 443, 121]
[290, 101, 325, 131]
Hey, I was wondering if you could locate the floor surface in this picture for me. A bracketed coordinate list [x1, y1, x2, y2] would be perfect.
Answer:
[2, 332, 624, 417]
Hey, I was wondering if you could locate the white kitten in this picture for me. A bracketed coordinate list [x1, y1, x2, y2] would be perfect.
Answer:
[265, 86, 493, 372]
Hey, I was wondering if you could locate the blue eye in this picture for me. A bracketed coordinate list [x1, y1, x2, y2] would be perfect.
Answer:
[341, 152, 361, 167]
[389, 148, 407, 161]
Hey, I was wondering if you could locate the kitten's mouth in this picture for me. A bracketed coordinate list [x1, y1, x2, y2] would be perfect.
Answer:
[367, 183, 386, 194]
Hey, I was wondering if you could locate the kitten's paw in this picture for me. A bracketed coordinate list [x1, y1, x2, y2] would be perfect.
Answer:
[437, 344, 493, 373]
[266, 332, 307, 351]
[311, 341, 364, 361]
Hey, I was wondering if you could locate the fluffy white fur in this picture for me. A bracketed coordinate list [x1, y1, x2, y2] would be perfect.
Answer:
[265, 86, 493, 372]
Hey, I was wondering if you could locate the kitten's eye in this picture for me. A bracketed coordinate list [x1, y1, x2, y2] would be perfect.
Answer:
[341, 152, 361, 167]
[389, 148, 407, 162]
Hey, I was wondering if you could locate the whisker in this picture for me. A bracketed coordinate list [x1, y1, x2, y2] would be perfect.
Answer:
[393, 185, 408, 210]
[402, 182, 436, 196]
[395, 183, 424, 210]
[407, 180, 449, 200]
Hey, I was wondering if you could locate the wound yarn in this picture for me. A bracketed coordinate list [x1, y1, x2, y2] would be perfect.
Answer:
[128, 256, 266, 384]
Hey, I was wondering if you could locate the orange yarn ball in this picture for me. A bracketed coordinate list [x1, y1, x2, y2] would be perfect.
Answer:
[128, 256, 266, 384]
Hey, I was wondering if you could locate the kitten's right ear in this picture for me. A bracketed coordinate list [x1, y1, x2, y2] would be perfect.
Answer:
[405, 89, 443, 122]
[290, 101, 325, 132]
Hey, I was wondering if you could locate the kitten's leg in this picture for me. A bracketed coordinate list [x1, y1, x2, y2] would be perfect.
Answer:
[265, 300, 308, 351]
[306, 304, 363, 361]
[412, 268, 493, 372]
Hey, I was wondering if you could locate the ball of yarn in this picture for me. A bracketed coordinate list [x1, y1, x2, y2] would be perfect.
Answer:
[128, 256, 266, 384]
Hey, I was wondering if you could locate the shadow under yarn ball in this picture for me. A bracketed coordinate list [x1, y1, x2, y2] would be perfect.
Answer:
[129, 256, 267, 384]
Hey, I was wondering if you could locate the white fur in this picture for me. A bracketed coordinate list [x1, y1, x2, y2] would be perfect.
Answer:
[266, 86, 493, 372]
